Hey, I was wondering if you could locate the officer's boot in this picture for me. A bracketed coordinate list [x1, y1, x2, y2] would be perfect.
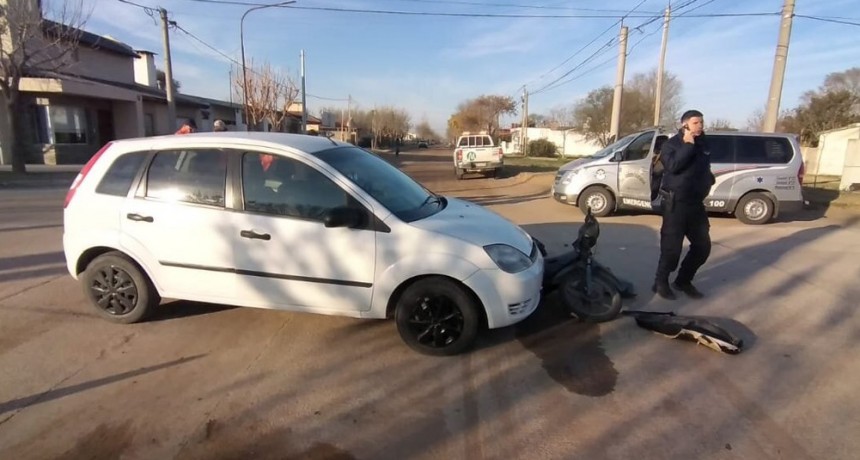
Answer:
[652, 277, 676, 300]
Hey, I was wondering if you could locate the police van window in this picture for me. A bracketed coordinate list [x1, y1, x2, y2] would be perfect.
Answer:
[624, 132, 654, 161]
[706, 136, 734, 163]
[458, 137, 468, 147]
[483, 136, 493, 146]
[735, 136, 792, 164]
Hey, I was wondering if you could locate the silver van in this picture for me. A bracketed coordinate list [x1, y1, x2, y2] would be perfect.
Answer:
[551, 128, 806, 225]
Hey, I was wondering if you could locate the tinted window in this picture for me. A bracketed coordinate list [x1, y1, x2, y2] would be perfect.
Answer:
[706, 136, 735, 163]
[458, 137, 468, 147]
[735, 136, 793, 164]
[624, 132, 654, 161]
[241, 152, 349, 221]
[96, 151, 147, 196]
[145, 149, 227, 207]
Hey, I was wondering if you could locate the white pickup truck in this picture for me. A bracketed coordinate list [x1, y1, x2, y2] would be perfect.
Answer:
[453, 132, 504, 179]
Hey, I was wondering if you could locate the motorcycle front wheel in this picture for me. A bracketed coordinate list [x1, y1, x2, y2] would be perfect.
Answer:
[560, 270, 623, 322]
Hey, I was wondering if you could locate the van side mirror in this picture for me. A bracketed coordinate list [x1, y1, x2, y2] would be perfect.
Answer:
[613, 150, 624, 162]
[324, 206, 366, 228]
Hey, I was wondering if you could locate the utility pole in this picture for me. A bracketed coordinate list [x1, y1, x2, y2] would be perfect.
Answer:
[763, 0, 795, 132]
[519, 87, 528, 156]
[523, 89, 529, 156]
[159, 8, 177, 132]
[654, 3, 671, 127]
[609, 25, 629, 143]
[300, 49, 307, 134]
[347, 94, 352, 143]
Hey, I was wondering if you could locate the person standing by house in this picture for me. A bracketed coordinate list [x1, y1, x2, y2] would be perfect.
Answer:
[652, 109, 715, 300]
[213, 119, 227, 132]
[175, 119, 197, 135]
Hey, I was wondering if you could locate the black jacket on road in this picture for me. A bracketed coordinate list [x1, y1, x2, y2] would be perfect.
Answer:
[657, 131, 715, 204]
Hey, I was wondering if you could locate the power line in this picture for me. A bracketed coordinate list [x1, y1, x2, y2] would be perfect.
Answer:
[796, 14, 860, 27]
[178, 0, 780, 19]
[521, 0, 650, 94]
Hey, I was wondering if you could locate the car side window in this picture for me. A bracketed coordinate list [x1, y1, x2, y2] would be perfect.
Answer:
[624, 132, 654, 161]
[706, 136, 735, 163]
[241, 152, 350, 222]
[458, 137, 468, 147]
[735, 136, 792, 164]
[145, 149, 227, 207]
[96, 151, 148, 197]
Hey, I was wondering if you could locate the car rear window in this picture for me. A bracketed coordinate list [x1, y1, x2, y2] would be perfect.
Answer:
[735, 136, 793, 164]
[95, 151, 148, 197]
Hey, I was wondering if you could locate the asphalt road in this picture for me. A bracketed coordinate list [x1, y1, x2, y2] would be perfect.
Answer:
[1, 149, 859, 459]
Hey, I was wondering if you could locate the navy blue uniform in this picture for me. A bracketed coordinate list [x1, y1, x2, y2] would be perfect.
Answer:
[655, 131, 715, 286]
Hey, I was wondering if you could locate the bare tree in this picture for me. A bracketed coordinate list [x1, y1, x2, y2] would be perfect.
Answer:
[707, 118, 737, 131]
[415, 119, 436, 140]
[233, 60, 298, 132]
[371, 106, 410, 147]
[626, 68, 684, 127]
[546, 105, 576, 128]
[0, 0, 89, 172]
[447, 94, 516, 140]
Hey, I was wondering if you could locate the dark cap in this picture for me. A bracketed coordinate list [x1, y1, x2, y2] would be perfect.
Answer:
[681, 110, 703, 122]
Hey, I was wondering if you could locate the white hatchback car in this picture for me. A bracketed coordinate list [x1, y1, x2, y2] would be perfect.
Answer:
[63, 133, 544, 355]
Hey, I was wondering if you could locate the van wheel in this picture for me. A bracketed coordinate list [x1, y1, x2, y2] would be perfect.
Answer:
[81, 252, 160, 324]
[578, 187, 615, 217]
[395, 277, 480, 356]
[736, 192, 774, 225]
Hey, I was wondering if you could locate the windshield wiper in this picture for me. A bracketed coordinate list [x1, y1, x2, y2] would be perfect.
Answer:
[420, 193, 442, 208]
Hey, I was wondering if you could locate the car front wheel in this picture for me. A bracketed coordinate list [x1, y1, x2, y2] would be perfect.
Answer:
[395, 277, 480, 356]
[81, 252, 160, 323]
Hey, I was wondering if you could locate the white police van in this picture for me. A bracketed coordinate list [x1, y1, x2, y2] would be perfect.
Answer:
[551, 128, 806, 225]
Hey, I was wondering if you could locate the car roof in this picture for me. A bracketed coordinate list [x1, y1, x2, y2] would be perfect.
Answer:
[106, 132, 352, 154]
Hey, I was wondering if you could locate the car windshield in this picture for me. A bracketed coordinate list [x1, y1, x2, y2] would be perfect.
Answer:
[312, 146, 444, 222]
[588, 132, 640, 158]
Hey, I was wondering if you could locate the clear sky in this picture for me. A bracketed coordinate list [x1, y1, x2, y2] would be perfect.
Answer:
[88, 0, 860, 134]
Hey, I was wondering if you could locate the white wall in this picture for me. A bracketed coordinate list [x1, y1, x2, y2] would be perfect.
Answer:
[509, 127, 601, 157]
[816, 125, 860, 176]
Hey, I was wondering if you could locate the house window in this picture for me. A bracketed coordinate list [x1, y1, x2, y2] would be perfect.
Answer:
[50, 106, 89, 144]
[29, 105, 51, 144]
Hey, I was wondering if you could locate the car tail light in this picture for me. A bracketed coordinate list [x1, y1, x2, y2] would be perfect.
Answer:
[798, 161, 805, 185]
[64, 141, 113, 208]
[498, 148, 503, 156]
[456, 149, 462, 161]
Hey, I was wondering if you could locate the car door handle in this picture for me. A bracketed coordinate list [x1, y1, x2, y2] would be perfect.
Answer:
[126, 213, 154, 223]
[240, 230, 271, 241]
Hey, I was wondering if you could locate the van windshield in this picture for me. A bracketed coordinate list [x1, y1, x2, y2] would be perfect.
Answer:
[588, 133, 640, 159]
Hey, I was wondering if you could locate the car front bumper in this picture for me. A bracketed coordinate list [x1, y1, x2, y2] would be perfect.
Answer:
[461, 254, 544, 329]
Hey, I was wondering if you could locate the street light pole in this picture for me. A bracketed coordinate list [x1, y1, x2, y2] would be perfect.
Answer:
[240, 1, 295, 131]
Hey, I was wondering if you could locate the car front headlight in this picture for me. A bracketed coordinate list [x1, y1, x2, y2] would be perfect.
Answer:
[484, 244, 533, 273]
[561, 169, 580, 184]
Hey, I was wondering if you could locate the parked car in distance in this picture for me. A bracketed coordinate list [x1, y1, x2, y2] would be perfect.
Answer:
[63, 132, 544, 355]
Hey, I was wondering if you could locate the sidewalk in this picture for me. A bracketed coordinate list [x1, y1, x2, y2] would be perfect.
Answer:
[0, 164, 81, 189]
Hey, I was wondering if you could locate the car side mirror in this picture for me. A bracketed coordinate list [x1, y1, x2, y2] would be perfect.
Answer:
[612, 150, 624, 162]
[324, 206, 366, 229]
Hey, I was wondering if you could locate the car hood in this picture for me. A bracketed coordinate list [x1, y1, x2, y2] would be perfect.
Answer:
[410, 197, 533, 254]
[559, 156, 601, 171]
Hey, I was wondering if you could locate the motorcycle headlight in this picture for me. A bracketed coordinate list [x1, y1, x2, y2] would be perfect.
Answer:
[484, 244, 533, 273]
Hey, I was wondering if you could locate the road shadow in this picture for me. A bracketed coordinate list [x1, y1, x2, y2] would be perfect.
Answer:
[147, 300, 238, 322]
[0, 355, 205, 417]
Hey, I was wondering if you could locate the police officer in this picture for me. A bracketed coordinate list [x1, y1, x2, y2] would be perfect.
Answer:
[653, 110, 715, 300]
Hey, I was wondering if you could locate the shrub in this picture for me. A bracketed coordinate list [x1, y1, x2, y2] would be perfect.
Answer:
[528, 138, 558, 157]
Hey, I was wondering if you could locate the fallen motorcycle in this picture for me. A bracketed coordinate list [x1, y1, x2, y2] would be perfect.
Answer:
[535, 207, 634, 322]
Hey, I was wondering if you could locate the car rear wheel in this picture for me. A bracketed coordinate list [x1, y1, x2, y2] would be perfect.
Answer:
[81, 252, 160, 323]
[736, 192, 774, 225]
[395, 277, 480, 356]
